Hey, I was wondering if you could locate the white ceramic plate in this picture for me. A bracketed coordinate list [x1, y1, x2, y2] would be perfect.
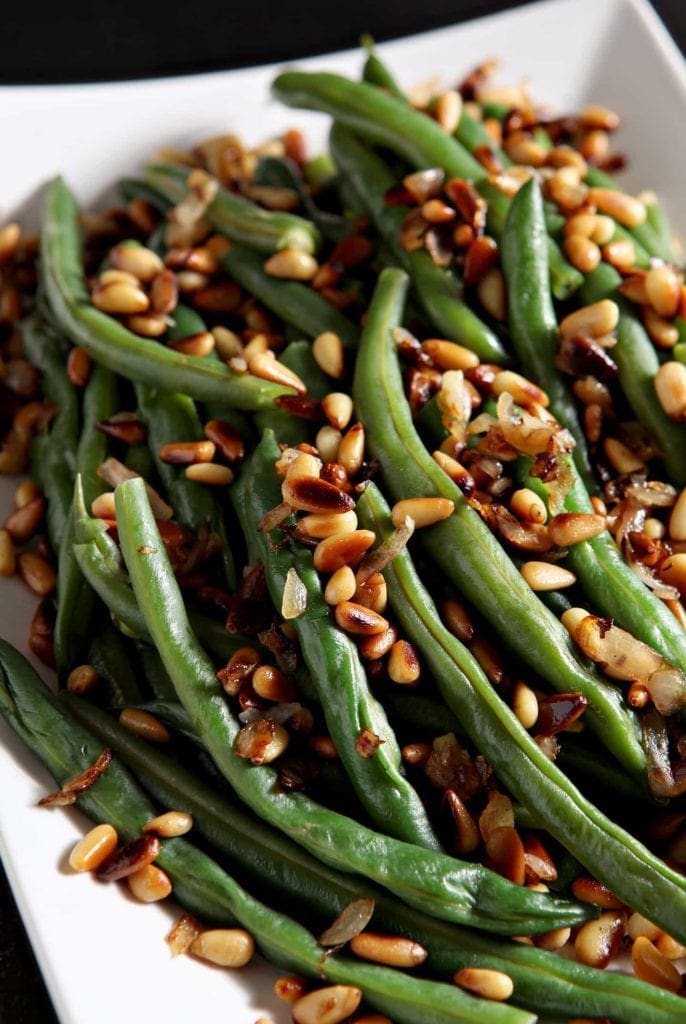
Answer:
[1, 0, 685, 1021]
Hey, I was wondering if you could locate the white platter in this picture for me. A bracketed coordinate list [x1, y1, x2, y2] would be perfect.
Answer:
[0, 0, 685, 1021]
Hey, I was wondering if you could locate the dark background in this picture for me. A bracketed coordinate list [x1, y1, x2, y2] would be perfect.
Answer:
[1, 1, 685, 1021]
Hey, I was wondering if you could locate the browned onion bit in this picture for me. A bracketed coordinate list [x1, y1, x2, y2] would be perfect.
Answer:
[38, 748, 113, 807]
[96, 834, 161, 882]
[318, 898, 376, 948]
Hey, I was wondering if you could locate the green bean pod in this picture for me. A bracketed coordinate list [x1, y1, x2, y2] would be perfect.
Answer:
[580, 262, 686, 487]
[232, 430, 443, 850]
[357, 481, 686, 941]
[328, 123, 507, 362]
[88, 623, 145, 705]
[39, 176, 294, 408]
[68, 693, 686, 1024]
[113, 473, 590, 934]
[144, 161, 320, 254]
[500, 176, 594, 488]
[352, 267, 645, 776]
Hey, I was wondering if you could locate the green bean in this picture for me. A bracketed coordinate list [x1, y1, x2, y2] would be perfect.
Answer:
[585, 166, 675, 262]
[328, 123, 507, 362]
[500, 176, 594, 488]
[580, 262, 686, 487]
[67, 693, 686, 1024]
[88, 623, 145, 705]
[54, 363, 118, 674]
[232, 430, 443, 850]
[357, 481, 686, 942]
[352, 266, 645, 776]
[39, 176, 293, 408]
[144, 161, 321, 254]
[0, 642, 533, 1024]
[113, 473, 590, 934]
[252, 154, 351, 243]
[166, 302, 207, 342]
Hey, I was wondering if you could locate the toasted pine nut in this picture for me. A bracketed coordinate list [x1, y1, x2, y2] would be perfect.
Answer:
[591, 215, 616, 246]
[587, 187, 646, 227]
[350, 931, 427, 968]
[313, 331, 345, 379]
[249, 351, 306, 393]
[185, 462, 234, 486]
[66, 664, 99, 696]
[324, 565, 357, 605]
[235, 719, 290, 764]
[627, 912, 661, 942]
[110, 243, 164, 282]
[581, 104, 620, 131]
[13, 480, 41, 509]
[655, 362, 686, 420]
[98, 268, 139, 287]
[212, 325, 243, 359]
[422, 339, 480, 371]
[391, 497, 454, 528]
[358, 624, 398, 660]
[126, 313, 168, 338]
[655, 932, 686, 960]
[477, 267, 507, 321]
[142, 810, 193, 837]
[432, 450, 475, 492]
[644, 516, 666, 540]
[4, 496, 45, 543]
[453, 967, 514, 1001]
[402, 741, 432, 766]
[571, 876, 624, 909]
[563, 212, 597, 239]
[574, 910, 626, 968]
[441, 598, 474, 642]
[66, 346, 91, 388]
[631, 936, 682, 992]
[510, 487, 547, 524]
[643, 307, 679, 349]
[17, 552, 56, 596]
[299, 510, 358, 540]
[564, 233, 601, 273]
[492, 369, 549, 408]
[549, 146, 587, 174]
[0, 529, 16, 576]
[284, 451, 322, 481]
[92, 280, 149, 314]
[512, 680, 539, 729]
[314, 530, 376, 572]
[96, 834, 160, 882]
[337, 423, 365, 476]
[660, 553, 686, 596]
[69, 823, 119, 872]
[602, 239, 636, 271]
[91, 492, 116, 520]
[167, 331, 216, 357]
[434, 89, 463, 133]
[520, 561, 576, 592]
[645, 264, 682, 318]
[321, 392, 353, 430]
[119, 708, 170, 743]
[291, 985, 362, 1024]
[251, 664, 295, 702]
[190, 928, 255, 967]
[559, 299, 619, 341]
[334, 601, 388, 636]
[264, 247, 319, 281]
[421, 198, 456, 223]
[275, 975, 309, 1002]
[315, 426, 342, 463]
[548, 512, 606, 546]
[127, 863, 173, 903]
[536, 926, 571, 951]
[282, 476, 354, 515]
[603, 437, 645, 474]
[0, 222, 21, 263]
[387, 639, 421, 685]
[158, 440, 216, 465]
[308, 734, 338, 759]
[669, 489, 686, 541]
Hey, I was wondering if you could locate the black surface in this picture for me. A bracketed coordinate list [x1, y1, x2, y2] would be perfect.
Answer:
[1, 1, 685, 1022]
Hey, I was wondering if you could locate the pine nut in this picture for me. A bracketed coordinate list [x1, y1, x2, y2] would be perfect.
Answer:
[313, 530, 376, 573]
[249, 351, 306, 393]
[158, 440, 216, 465]
[235, 719, 289, 764]
[643, 306, 679, 348]
[0, 529, 16, 576]
[96, 835, 160, 882]
[477, 267, 507, 321]
[127, 863, 173, 903]
[275, 975, 309, 1002]
[321, 392, 353, 430]
[520, 561, 576, 591]
[645, 264, 682, 318]
[402, 741, 432, 766]
[581, 104, 620, 131]
[282, 566, 307, 620]
[313, 332, 345, 379]
[548, 512, 606, 546]
[350, 931, 427, 968]
[190, 928, 255, 967]
[571, 875, 624, 909]
[603, 437, 645, 474]
[299, 510, 358, 540]
[285, 451, 322, 481]
[99, 268, 140, 287]
[0, 222, 21, 263]
[564, 234, 601, 273]
[591, 215, 616, 246]
[184, 462, 234, 486]
[126, 313, 168, 338]
[660, 553, 686, 596]
[69, 823, 118, 872]
[631, 936, 682, 992]
[66, 664, 99, 696]
[510, 488, 547, 524]
[110, 243, 164, 282]
[358, 624, 398, 660]
[251, 664, 295, 702]
[91, 492, 116, 520]
[620, 273, 649, 304]
[212, 325, 243, 359]
[512, 680, 539, 728]
[314, 426, 341, 463]
[559, 299, 619, 341]
[150, 269, 179, 314]
[421, 339, 480, 371]
[337, 423, 365, 476]
[352, 1016, 392, 1024]
[536, 926, 571, 951]
[602, 239, 636, 272]
[17, 552, 56, 596]
[644, 516, 666, 540]
[421, 198, 456, 223]
[432, 450, 475, 492]
[119, 708, 170, 743]
[264, 247, 318, 281]
[391, 497, 454, 528]
[434, 89, 463, 133]
[627, 912, 661, 942]
[92, 280, 150, 314]
[387, 639, 421, 685]
[13, 480, 41, 509]
[453, 967, 514, 1001]
[587, 188, 646, 227]
[574, 910, 626, 968]
[354, 572, 387, 615]
[655, 932, 686, 960]
[324, 565, 357, 605]
[281, 476, 354, 515]
[655, 362, 686, 420]
[563, 212, 597, 239]
[669, 489, 686, 541]
[549, 146, 587, 174]
[191, 282, 243, 312]
[167, 331, 216, 357]
[308, 734, 338, 759]
[4, 495, 46, 543]
[334, 601, 388, 636]
[166, 914, 203, 957]
[67, 346, 91, 387]
[492, 369, 549, 408]
[441, 598, 474, 642]
[548, 173, 588, 212]
[142, 810, 193, 837]
[291, 985, 362, 1024]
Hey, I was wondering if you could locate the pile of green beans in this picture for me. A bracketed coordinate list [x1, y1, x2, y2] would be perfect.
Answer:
[3, 42, 686, 1024]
